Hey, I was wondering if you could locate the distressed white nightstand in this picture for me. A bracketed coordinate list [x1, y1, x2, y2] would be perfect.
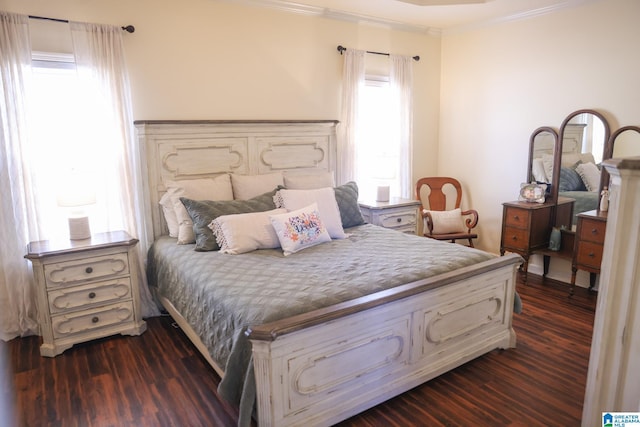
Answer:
[25, 230, 147, 357]
[358, 197, 420, 234]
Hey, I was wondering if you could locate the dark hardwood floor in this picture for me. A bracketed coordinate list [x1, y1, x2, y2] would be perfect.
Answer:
[3, 273, 596, 427]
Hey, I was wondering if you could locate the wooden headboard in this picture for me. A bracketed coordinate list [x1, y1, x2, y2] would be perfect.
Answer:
[135, 120, 339, 239]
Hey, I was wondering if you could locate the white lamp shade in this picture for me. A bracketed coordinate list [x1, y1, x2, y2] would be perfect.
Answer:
[56, 171, 97, 208]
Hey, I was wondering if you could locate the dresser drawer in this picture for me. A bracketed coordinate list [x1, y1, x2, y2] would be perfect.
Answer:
[501, 227, 530, 251]
[576, 241, 604, 269]
[379, 210, 417, 230]
[44, 252, 130, 288]
[48, 278, 132, 314]
[51, 301, 134, 339]
[578, 219, 606, 244]
[503, 207, 530, 229]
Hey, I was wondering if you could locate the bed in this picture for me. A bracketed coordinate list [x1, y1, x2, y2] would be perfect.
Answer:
[137, 120, 522, 427]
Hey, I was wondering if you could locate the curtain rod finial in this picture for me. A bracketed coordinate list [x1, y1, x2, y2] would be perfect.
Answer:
[337, 45, 346, 55]
[122, 25, 135, 33]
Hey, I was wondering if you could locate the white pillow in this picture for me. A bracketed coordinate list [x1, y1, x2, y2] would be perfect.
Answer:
[283, 172, 335, 189]
[159, 192, 179, 237]
[576, 162, 601, 192]
[164, 175, 234, 244]
[424, 208, 465, 234]
[208, 208, 286, 254]
[541, 154, 554, 183]
[270, 203, 331, 256]
[531, 158, 548, 183]
[274, 187, 347, 239]
[231, 173, 284, 200]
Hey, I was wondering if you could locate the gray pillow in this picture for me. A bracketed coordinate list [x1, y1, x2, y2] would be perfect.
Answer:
[559, 166, 587, 192]
[180, 188, 278, 251]
[334, 181, 365, 228]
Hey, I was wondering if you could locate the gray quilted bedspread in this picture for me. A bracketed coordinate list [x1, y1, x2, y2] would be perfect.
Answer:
[147, 224, 497, 422]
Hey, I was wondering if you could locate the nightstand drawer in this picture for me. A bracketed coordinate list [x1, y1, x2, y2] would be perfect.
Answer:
[501, 227, 529, 251]
[44, 252, 130, 288]
[503, 207, 530, 229]
[379, 210, 417, 230]
[51, 301, 134, 339]
[577, 219, 606, 244]
[576, 241, 604, 269]
[48, 278, 132, 314]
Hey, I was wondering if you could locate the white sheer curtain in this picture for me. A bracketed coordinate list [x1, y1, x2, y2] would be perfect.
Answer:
[0, 16, 159, 341]
[0, 12, 40, 340]
[69, 22, 159, 318]
[337, 49, 365, 185]
[390, 54, 414, 199]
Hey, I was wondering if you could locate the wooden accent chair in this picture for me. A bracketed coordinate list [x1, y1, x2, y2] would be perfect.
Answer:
[415, 177, 479, 247]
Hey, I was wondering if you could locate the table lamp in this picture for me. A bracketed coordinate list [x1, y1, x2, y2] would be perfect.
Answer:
[56, 172, 96, 240]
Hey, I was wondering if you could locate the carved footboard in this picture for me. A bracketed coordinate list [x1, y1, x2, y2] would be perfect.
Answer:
[249, 254, 521, 427]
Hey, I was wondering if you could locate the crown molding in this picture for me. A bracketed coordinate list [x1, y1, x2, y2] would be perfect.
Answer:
[218, 0, 438, 35]
[217, 0, 596, 37]
[443, 0, 599, 35]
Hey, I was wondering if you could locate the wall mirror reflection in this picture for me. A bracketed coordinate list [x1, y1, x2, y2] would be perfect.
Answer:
[554, 110, 611, 225]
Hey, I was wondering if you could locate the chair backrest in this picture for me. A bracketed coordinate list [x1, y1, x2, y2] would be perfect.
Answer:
[415, 177, 463, 211]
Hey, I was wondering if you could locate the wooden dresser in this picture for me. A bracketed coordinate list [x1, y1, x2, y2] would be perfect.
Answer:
[25, 230, 147, 356]
[500, 197, 574, 279]
[570, 209, 607, 295]
[359, 197, 420, 234]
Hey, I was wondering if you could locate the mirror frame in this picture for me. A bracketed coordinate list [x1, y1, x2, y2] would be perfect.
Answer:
[527, 126, 558, 191]
[604, 125, 640, 190]
[552, 109, 611, 204]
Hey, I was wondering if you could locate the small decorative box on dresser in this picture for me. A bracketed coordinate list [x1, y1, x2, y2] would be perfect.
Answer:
[570, 209, 607, 295]
[500, 197, 575, 279]
[25, 230, 147, 357]
[359, 197, 420, 234]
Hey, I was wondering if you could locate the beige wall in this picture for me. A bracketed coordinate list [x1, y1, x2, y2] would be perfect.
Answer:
[2, 0, 441, 189]
[439, 0, 640, 283]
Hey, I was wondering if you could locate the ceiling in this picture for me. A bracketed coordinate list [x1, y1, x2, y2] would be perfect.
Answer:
[237, 0, 591, 33]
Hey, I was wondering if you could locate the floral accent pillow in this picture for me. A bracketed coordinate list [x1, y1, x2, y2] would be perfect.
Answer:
[270, 203, 331, 256]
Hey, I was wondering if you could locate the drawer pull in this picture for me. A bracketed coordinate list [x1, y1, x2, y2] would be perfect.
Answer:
[88, 292, 96, 299]
[397, 218, 402, 223]
[591, 228, 598, 235]
[511, 236, 518, 241]
[588, 252, 595, 258]
[513, 215, 519, 220]
[92, 316, 99, 323]
[85, 267, 93, 274]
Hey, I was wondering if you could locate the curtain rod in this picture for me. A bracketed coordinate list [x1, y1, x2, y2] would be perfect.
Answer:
[337, 45, 419, 62]
[28, 15, 135, 33]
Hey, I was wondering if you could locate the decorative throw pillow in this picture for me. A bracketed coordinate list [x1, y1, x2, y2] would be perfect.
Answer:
[558, 166, 587, 192]
[576, 162, 601, 192]
[231, 173, 284, 200]
[209, 208, 286, 254]
[334, 181, 365, 228]
[159, 192, 179, 237]
[531, 158, 548, 183]
[541, 154, 555, 185]
[283, 172, 335, 189]
[269, 203, 331, 256]
[163, 175, 234, 243]
[274, 187, 347, 239]
[180, 188, 278, 251]
[424, 208, 466, 234]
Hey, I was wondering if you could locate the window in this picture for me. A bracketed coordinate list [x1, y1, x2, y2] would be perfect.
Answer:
[355, 76, 401, 200]
[26, 53, 126, 238]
